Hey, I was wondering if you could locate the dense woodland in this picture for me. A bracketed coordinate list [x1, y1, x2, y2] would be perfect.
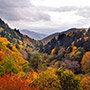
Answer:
[0, 18, 90, 90]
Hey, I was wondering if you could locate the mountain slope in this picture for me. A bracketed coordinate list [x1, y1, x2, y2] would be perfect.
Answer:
[41, 28, 86, 44]
[20, 30, 47, 40]
[0, 18, 40, 60]
[40, 28, 89, 55]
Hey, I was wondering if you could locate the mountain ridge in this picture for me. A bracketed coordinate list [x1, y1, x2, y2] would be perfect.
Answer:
[20, 29, 47, 40]
[41, 28, 87, 44]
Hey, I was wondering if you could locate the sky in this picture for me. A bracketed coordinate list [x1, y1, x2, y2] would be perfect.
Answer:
[0, 0, 90, 35]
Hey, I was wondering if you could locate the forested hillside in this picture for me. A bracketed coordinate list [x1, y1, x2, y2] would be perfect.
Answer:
[0, 19, 40, 60]
[40, 28, 90, 73]
[0, 18, 90, 90]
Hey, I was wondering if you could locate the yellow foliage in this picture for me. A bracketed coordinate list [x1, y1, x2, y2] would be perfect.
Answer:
[0, 28, 3, 32]
[18, 45, 23, 49]
[62, 70, 73, 76]
[12, 53, 27, 64]
[0, 37, 8, 44]
[51, 48, 56, 55]
[12, 45, 18, 52]
[64, 47, 70, 56]
[80, 76, 90, 90]
[18, 40, 22, 45]
[34, 68, 61, 90]
[26, 72, 38, 84]
[83, 32, 86, 35]
[56, 69, 81, 90]
[72, 46, 77, 52]
[0, 37, 28, 65]
[17, 71, 26, 78]
[55, 61, 60, 66]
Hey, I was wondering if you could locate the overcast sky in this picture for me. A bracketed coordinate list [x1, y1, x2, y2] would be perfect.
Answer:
[0, 0, 90, 35]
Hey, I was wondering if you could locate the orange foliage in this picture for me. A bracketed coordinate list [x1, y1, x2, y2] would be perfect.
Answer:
[80, 76, 90, 90]
[51, 48, 56, 55]
[24, 43, 27, 48]
[0, 37, 8, 43]
[81, 51, 90, 72]
[0, 73, 39, 90]
[18, 45, 23, 49]
[84, 37, 89, 41]
[0, 51, 4, 61]
[79, 38, 82, 40]
[0, 51, 4, 55]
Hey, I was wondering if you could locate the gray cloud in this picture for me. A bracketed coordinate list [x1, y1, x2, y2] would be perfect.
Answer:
[39, 6, 78, 12]
[0, 0, 51, 21]
[0, 0, 31, 8]
[0, 0, 90, 34]
[75, 7, 90, 18]
[54, 6, 77, 12]
[40, 6, 90, 19]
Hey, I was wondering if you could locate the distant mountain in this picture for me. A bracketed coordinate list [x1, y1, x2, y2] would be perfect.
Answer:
[41, 28, 86, 44]
[20, 30, 47, 40]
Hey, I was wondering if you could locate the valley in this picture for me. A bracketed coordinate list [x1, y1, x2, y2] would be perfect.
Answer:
[0, 18, 90, 90]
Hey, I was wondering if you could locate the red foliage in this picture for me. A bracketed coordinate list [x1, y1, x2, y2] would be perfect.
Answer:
[0, 51, 4, 55]
[0, 51, 4, 61]
[0, 73, 39, 90]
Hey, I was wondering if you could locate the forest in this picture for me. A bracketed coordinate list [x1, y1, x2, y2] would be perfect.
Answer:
[0, 18, 90, 90]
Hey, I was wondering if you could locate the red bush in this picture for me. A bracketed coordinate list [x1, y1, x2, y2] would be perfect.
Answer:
[0, 73, 39, 90]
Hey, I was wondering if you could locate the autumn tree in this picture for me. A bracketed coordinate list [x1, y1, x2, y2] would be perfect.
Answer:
[0, 73, 39, 90]
[25, 72, 38, 85]
[32, 68, 62, 90]
[81, 51, 90, 73]
[30, 54, 42, 72]
[51, 47, 56, 55]
[66, 47, 84, 63]
[56, 69, 82, 90]
[23, 63, 32, 73]
[0, 57, 19, 76]
[80, 76, 90, 90]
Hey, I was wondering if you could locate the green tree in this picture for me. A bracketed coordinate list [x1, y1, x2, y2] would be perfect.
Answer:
[30, 54, 42, 72]
[0, 58, 19, 76]
[33, 68, 62, 90]
[56, 69, 82, 90]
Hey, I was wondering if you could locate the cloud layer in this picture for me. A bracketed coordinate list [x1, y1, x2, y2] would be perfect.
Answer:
[0, 0, 90, 34]
[0, 0, 51, 21]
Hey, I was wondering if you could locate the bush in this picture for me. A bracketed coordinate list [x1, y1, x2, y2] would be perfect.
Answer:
[33, 68, 62, 90]
[56, 69, 82, 90]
